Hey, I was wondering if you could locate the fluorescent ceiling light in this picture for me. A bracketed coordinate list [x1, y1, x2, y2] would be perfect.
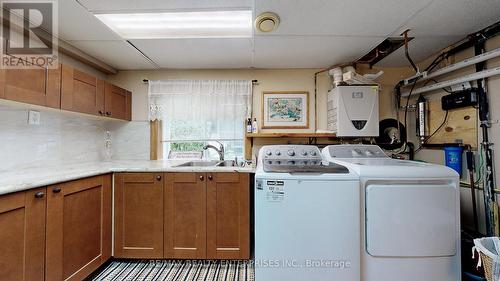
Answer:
[95, 10, 253, 39]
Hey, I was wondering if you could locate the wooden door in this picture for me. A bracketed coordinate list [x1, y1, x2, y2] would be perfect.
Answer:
[46, 174, 112, 281]
[1, 65, 61, 108]
[114, 173, 164, 258]
[105, 82, 131, 120]
[165, 173, 207, 259]
[0, 188, 46, 281]
[207, 173, 250, 259]
[61, 64, 105, 116]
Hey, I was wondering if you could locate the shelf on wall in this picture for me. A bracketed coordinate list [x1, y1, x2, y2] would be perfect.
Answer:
[245, 132, 337, 138]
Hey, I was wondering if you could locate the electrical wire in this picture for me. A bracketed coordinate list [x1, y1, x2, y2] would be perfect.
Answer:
[425, 52, 450, 73]
[401, 78, 419, 153]
[415, 110, 449, 153]
[475, 145, 485, 185]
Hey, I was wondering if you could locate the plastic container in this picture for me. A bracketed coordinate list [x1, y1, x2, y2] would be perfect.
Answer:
[444, 146, 463, 175]
[328, 67, 343, 85]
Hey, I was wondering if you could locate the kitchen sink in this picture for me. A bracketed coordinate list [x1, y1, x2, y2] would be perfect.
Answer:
[175, 160, 219, 167]
[174, 160, 239, 167]
[215, 160, 237, 167]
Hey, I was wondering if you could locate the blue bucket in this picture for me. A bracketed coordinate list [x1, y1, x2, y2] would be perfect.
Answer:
[444, 146, 463, 175]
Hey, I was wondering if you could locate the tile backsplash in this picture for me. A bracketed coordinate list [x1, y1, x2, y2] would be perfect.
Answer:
[107, 121, 150, 161]
[0, 106, 150, 172]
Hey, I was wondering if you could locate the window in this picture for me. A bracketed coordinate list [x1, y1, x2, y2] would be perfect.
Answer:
[148, 80, 252, 160]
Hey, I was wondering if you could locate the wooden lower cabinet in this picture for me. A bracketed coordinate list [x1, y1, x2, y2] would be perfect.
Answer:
[0, 171, 249, 281]
[0, 188, 46, 281]
[164, 173, 207, 259]
[207, 173, 250, 259]
[164, 172, 250, 260]
[46, 174, 112, 281]
[114, 173, 164, 258]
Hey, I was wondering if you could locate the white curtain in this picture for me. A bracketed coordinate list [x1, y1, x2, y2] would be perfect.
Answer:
[148, 79, 252, 145]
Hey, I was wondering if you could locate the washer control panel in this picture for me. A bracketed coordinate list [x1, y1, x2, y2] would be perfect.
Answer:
[327, 144, 387, 159]
[260, 145, 349, 173]
[261, 145, 323, 165]
[262, 145, 322, 159]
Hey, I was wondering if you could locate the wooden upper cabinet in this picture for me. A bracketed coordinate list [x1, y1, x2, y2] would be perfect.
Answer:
[45, 174, 112, 281]
[165, 173, 207, 259]
[0, 64, 132, 120]
[207, 173, 250, 259]
[114, 173, 164, 258]
[0, 188, 46, 281]
[61, 64, 105, 116]
[105, 82, 131, 120]
[0, 66, 61, 108]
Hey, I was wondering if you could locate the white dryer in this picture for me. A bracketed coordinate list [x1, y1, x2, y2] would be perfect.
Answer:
[322, 144, 461, 281]
[255, 145, 360, 281]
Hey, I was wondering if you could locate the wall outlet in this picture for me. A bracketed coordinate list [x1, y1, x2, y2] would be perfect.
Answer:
[28, 110, 41, 125]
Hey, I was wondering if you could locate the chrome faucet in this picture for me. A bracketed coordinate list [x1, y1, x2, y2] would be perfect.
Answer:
[203, 141, 225, 161]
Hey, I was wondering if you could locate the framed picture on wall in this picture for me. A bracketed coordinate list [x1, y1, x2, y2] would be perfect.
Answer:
[261, 91, 309, 129]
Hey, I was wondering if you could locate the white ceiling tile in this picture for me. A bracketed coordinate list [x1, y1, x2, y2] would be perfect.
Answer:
[255, 0, 434, 36]
[129, 38, 254, 68]
[59, 0, 500, 69]
[58, 0, 122, 41]
[375, 36, 463, 67]
[392, 0, 500, 37]
[69, 40, 156, 70]
[253, 35, 384, 68]
[78, 0, 253, 12]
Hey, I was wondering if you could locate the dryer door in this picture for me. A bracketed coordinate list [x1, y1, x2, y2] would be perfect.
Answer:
[365, 183, 458, 257]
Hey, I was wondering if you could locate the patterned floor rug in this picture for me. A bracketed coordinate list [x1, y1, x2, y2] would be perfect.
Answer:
[91, 260, 255, 281]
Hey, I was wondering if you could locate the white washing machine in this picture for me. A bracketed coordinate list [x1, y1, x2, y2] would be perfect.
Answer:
[322, 144, 461, 281]
[255, 145, 360, 281]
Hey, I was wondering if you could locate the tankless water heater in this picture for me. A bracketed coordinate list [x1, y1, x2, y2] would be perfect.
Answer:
[327, 85, 379, 137]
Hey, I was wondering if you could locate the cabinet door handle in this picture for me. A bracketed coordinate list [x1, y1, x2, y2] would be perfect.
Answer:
[52, 187, 61, 193]
[208, 175, 213, 181]
[34, 191, 45, 199]
[199, 175, 204, 181]
[156, 175, 162, 181]
[98, 110, 104, 115]
[105, 111, 111, 116]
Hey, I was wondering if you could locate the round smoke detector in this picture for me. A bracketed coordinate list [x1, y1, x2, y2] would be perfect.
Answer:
[255, 12, 280, 33]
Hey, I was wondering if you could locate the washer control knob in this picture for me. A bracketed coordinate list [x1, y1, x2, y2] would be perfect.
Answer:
[301, 150, 308, 156]
[275, 150, 281, 156]
[265, 150, 272, 156]
[287, 149, 295, 156]
[310, 150, 317, 156]
[351, 149, 361, 157]
[365, 150, 373, 156]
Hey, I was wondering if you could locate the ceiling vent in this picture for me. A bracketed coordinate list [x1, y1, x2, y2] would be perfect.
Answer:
[255, 12, 280, 33]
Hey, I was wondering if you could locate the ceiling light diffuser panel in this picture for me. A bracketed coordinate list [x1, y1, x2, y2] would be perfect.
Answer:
[95, 10, 253, 39]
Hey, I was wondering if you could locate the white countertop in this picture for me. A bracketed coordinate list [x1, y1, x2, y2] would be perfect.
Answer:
[0, 160, 255, 196]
